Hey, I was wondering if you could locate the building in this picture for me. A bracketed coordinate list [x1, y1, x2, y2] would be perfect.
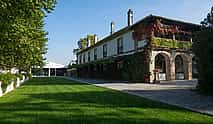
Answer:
[32, 61, 67, 77]
[73, 9, 200, 82]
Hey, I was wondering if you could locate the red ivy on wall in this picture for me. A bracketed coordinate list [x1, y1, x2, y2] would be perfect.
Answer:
[154, 19, 192, 36]
[132, 23, 154, 41]
[132, 19, 192, 42]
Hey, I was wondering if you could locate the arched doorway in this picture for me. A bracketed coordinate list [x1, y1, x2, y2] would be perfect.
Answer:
[155, 53, 168, 80]
[175, 55, 185, 80]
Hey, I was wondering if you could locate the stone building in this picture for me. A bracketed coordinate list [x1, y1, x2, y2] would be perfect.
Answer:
[73, 9, 200, 82]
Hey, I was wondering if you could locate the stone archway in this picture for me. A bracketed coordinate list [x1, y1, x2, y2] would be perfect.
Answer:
[175, 55, 185, 80]
[154, 53, 170, 80]
[174, 53, 192, 80]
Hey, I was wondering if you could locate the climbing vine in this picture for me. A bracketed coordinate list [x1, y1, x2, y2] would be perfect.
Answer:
[120, 50, 150, 82]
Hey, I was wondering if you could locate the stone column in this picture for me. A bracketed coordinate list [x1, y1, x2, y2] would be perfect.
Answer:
[185, 58, 192, 80]
[170, 58, 176, 80]
[149, 51, 155, 82]
[170, 51, 176, 80]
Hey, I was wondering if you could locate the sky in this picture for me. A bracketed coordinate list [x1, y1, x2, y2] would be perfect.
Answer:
[44, 0, 213, 65]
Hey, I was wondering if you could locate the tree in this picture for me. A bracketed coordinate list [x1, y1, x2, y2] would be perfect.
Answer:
[193, 6, 213, 94]
[77, 34, 97, 49]
[201, 7, 213, 28]
[0, 0, 57, 72]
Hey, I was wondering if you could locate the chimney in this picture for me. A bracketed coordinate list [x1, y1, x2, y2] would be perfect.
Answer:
[127, 9, 133, 26]
[110, 21, 115, 35]
[94, 34, 98, 44]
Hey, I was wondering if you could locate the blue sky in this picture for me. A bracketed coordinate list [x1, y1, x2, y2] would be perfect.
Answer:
[44, 0, 212, 65]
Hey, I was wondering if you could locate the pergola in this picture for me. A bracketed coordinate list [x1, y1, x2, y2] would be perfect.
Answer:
[43, 61, 66, 77]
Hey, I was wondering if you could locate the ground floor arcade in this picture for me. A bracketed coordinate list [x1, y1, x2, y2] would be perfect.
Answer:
[149, 49, 195, 82]
[73, 49, 196, 83]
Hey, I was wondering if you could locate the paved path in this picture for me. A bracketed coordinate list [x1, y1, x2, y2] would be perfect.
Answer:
[64, 77, 213, 116]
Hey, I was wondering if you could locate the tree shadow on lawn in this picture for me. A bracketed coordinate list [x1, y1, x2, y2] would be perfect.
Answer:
[0, 90, 212, 123]
[1, 90, 184, 110]
[0, 97, 211, 124]
[25, 90, 184, 110]
[0, 77, 212, 124]
[0, 100, 208, 124]
[0, 111, 174, 124]
[19, 77, 206, 113]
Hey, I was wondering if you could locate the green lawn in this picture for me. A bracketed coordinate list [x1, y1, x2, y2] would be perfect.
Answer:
[0, 77, 212, 124]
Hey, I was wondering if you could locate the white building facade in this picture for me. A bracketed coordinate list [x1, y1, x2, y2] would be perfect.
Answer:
[74, 10, 200, 82]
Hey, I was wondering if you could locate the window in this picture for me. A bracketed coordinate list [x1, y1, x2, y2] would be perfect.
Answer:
[88, 51, 90, 62]
[83, 54, 85, 63]
[136, 39, 147, 49]
[117, 37, 123, 54]
[94, 48, 97, 60]
[103, 44, 107, 58]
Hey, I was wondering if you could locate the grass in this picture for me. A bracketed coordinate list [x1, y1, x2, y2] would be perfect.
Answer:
[0, 77, 212, 124]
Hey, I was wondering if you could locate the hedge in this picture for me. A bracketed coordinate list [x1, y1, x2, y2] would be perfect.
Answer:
[152, 37, 192, 49]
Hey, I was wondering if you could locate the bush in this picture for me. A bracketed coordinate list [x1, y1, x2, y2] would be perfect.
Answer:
[16, 74, 23, 80]
[27, 73, 32, 79]
[0, 73, 16, 93]
[23, 72, 32, 79]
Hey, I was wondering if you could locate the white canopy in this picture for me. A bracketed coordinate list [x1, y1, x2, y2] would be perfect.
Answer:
[43, 61, 65, 69]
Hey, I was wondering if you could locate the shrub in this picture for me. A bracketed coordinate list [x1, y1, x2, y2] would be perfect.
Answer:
[0, 73, 16, 93]
[23, 72, 32, 79]
[27, 73, 32, 79]
[16, 74, 23, 80]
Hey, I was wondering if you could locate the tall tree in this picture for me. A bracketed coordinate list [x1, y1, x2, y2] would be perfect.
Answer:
[0, 0, 57, 72]
[193, 6, 213, 94]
